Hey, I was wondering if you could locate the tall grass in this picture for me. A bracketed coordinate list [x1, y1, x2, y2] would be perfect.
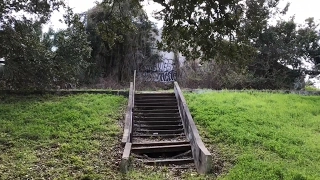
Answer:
[185, 92, 320, 180]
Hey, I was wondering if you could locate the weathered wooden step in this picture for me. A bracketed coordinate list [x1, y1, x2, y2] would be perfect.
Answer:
[134, 106, 178, 110]
[132, 141, 190, 147]
[135, 99, 176, 103]
[133, 134, 184, 138]
[135, 116, 181, 120]
[134, 121, 182, 125]
[141, 158, 194, 166]
[134, 109, 179, 113]
[133, 124, 183, 130]
[134, 112, 180, 116]
[135, 93, 175, 96]
[134, 118, 181, 122]
[134, 113, 181, 121]
[135, 129, 184, 134]
[132, 144, 191, 154]
[135, 97, 176, 101]
[135, 102, 178, 106]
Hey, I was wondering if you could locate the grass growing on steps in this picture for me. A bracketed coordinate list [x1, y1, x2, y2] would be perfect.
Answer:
[0, 94, 127, 179]
[185, 92, 320, 180]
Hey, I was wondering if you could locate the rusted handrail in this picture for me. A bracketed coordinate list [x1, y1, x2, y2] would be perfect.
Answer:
[174, 82, 212, 174]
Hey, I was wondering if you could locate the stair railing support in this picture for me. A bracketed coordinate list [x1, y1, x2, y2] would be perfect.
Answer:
[130, 70, 136, 142]
[174, 81, 213, 174]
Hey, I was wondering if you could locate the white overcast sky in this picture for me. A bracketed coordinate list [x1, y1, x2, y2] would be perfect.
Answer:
[46, 0, 320, 31]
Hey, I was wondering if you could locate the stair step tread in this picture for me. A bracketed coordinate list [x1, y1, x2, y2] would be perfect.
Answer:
[132, 144, 190, 149]
[134, 106, 178, 109]
[133, 125, 183, 130]
[135, 97, 175, 99]
[135, 117, 181, 121]
[132, 141, 190, 147]
[135, 93, 175, 96]
[132, 144, 191, 154]
[135, 129, 184, 134]
[141, 158, 194, 165]
[134, 112, 180, 115]
[135, 103, 178, 106]
[135, 129, 184, 132]
[134, 121, 182, 125]
[134, 115, 180, 118]
[135, 99, 176, 102]
[134, 109, 179, 113]
[133, 134, 185, 138]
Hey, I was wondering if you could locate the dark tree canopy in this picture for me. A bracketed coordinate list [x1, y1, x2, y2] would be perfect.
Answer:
[84, 1, 160, 83]
[1, 0, 319, 90]
[149, 0, 320, 74]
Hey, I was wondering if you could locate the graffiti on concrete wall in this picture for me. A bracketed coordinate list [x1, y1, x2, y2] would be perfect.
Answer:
[138, 58, 177, 82]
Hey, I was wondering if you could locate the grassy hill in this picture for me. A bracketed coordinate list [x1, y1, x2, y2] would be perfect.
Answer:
[0, 94, 203, 179]
[0, 92, 319, 179]
[185, 92, 320, 180]
[0, 94, 127, 179]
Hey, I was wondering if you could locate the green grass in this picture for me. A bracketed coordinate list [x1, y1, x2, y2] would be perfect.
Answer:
[2, 92, 319, 179]
[305, 86, 320, 91]
[185, 92, 320, 180]
[0, 94, 127, 179]
[0, 94, 206, 180]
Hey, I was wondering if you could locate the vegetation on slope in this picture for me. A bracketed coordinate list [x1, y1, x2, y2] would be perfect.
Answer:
[185, 92, 320, 180]
[0, 94, 126, 179]
[0, 94, 206, 180]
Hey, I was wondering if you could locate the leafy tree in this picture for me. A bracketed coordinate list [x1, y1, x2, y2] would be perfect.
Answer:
[150, 0, 320, 88]
[152, 0, 280, 61]
[0, 1, 91, 90]
[244, 17, 320, 89]
[0, 0, 64, 24]
[85, 1, 160, 83]
[43, 8, 92, 88]
[295, 18, 320, 71]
